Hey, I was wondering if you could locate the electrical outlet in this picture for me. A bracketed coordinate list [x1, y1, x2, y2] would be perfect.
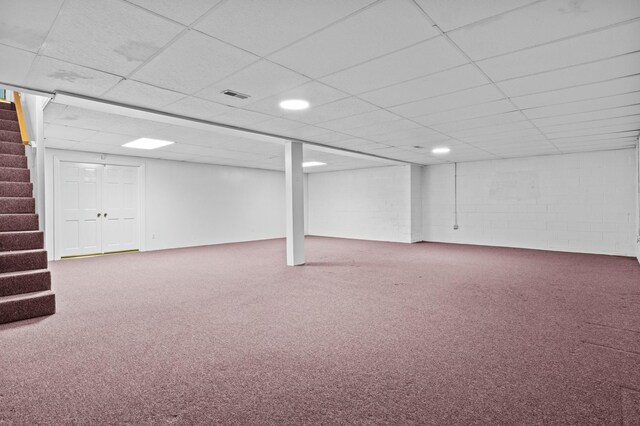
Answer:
[453, 224, 459, 230]
[152, 234, 156, 239]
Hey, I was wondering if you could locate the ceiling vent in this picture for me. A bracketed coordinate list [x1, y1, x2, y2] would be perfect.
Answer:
[221, 89, 250, 100]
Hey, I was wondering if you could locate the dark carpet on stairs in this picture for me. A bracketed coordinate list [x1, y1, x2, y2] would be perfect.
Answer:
[1, 237, 639, 425]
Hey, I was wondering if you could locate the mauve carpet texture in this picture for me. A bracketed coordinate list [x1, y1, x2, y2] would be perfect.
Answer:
[1, 237, 639, 425]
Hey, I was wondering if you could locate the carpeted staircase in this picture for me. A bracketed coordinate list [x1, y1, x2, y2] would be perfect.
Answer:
[0, 101, 55, 324]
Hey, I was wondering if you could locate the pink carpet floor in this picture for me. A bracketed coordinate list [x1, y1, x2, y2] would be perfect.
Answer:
[1, 237, 639, 425]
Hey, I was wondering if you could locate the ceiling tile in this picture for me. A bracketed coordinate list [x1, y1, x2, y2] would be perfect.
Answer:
[553, 136, 638, 148]
[125, 0, 221, 25]
[162, 96, 232, 120]
[102, 79, 185, 108]
[512, 74, 640, 109]
[415, 0, 536, 31]
[497, 51, 640, 97]
[26, 56, 122, 96]
[374, 127, 450, 146]
[45, 138, 82, 150]
[523, 91, 640, 119]
[549, 131, 639, 143]
[84, 131, 137, 146]
[440, 147, 499, 162]
[214, 108, 274, 128]
[478, 20, 640, 81]
[0, 44, 36, 86]
[45, 124, 97, 141]
[458, 128, 545, 144]
[532, 104, 640, 127]
[268, 0, 438, 78]
[430, 111, 526, 134]
[559, 143, 636, 153]
[359, 64, 488, 107]
[308, 132, 353, 144]
[493, 144, 560, 158]
[0, 0, 64, 51]
[445, 119, 535, 138]
[144, 125, 217, 143]
[543, 122, 639, 139]
[344, 119, 422, 139]
[285, 125, 335, 139]
[40, 0, 184, 75]
[317, 109, 402, 132]
[289, 97, 378, 125]
[319, 36, 467, 94]
[333, 138, 380, 149]
[194, 0, 374, 56]
[540, 114, 640, 134]
[448, 0, 640, 60]
[415, 99, 515, 126]
[196, 60, 310, 106]
[251, 117, 307, 134]
[44, 106, 122, 131]
[111, 116, 171, 136]
[132, 30, 259, 94]
[243, 81, 348, 116]
[389, 84, 504, 118]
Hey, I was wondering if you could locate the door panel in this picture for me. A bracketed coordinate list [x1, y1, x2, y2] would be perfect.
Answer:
[59, 162, 103, 257]
[102, 165, 139, 253]
[58, 162, 139, 257]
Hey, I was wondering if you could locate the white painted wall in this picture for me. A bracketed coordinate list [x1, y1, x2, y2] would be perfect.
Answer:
[423, 149, 637, 256]
[44, 148, 285, 259]
[307, 165, 418, 243]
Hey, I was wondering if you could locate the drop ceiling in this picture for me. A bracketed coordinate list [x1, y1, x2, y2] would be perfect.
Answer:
[1, 0, 639, 165]
[43, 103, 396, 173]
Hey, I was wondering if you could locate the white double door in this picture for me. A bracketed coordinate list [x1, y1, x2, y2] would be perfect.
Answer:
[59, 162, 140, 257]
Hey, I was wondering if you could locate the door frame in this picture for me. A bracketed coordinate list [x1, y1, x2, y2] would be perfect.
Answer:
[52, 153, 146, 260]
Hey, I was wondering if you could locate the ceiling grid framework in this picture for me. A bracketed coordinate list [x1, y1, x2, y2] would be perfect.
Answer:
[0, 0, 638, 169]
[410, 1, 563, 156]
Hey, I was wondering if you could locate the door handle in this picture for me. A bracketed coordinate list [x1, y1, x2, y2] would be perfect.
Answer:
[97, 213, 102, 217]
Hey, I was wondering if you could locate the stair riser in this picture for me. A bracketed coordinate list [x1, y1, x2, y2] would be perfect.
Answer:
[0, 103, 13, 111]
[0, 110, 17, 121]
[0, 119, 20, 132]
[0, 168, 29, 182]
[0, 250, 47, 273]
[0, 154, 27, 168]
[0, 215, 39, 232]
[0, 142, 24, 155]
[0, 270, 50, 297]
[0, 182, 32, 198]
[0, 231, 43, 251]
[0, 198, 35, 214]
[0, 130, 21, 143]
[0, 292, 55, 324]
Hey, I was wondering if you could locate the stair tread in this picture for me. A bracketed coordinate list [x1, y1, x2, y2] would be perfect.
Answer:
[0, 248, 46, 254]
[0, 268, 49, 278]
[0, 290, 54, 303]
[0, 230, 42, 234]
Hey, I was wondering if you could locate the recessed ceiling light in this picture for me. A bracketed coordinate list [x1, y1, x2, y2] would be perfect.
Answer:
[432, 147, 451, 154]
[122, 138, 174, 150]
[302, 161, 326, 167]
[280, 99, 310, 110]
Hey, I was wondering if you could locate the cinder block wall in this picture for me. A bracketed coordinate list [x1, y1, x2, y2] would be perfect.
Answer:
[422, 149, 637, 256]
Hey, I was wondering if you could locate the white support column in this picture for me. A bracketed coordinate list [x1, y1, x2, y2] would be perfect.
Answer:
[285, 141, 305, 266]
